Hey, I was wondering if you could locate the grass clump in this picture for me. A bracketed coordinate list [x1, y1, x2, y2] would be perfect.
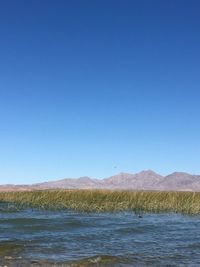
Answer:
[0, 190, 200, 214]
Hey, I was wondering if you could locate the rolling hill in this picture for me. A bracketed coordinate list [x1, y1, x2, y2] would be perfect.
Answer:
[1, 170, 200, 191]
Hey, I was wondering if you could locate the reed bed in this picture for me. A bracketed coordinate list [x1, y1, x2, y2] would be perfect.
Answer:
[0, 190, 200, 214]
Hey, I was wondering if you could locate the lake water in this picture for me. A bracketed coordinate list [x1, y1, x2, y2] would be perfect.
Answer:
[0, 202, 200, 266]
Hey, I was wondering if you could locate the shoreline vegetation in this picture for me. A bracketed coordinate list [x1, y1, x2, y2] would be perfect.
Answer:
[0, 190, 200, 215]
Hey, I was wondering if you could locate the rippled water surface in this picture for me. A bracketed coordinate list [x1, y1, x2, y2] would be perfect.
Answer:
[0, 203, 200, 266]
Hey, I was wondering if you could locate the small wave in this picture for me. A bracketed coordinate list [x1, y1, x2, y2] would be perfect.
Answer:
[0, 255, 133, 267]
[67, 255, 123, 266]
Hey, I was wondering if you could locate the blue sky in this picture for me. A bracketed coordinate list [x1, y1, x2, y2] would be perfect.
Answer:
[0, 0, 200, 184]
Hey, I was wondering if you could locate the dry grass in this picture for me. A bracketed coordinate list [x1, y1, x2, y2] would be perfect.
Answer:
[0, 190, 200, 214]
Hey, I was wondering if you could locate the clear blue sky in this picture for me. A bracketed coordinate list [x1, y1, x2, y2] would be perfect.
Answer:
[0, 0, 200, 184]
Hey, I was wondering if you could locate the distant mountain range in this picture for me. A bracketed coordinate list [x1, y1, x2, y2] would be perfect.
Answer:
[1, 170, 200, 192]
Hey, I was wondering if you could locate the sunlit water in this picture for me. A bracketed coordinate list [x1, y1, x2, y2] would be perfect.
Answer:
[0, 202, 200, 266]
